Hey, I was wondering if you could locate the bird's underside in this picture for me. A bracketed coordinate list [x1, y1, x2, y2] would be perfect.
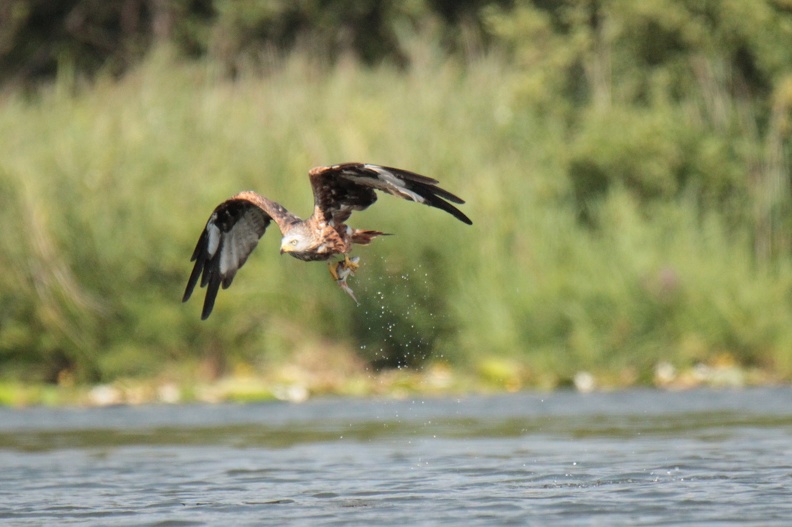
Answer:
[183, 162, 472, 319]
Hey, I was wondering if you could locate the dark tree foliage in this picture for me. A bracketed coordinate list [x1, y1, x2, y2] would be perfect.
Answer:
[488, 0, 792, 259]
[0, 0, 218, 84]
[0, 0, 513, 85]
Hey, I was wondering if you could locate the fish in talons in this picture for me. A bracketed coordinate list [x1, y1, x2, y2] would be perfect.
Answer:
[329, 255, 360, 305]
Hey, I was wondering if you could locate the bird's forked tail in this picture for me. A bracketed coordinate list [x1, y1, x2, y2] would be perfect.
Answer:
[351, 229, 390, 245]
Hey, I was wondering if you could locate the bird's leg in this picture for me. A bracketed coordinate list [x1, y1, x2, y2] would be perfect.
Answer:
[328, 261, 340, 281]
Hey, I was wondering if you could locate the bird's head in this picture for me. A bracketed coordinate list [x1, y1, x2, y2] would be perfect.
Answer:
[280, 224, 314, 255]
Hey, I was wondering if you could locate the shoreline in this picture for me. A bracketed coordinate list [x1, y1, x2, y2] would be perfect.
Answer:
[0, 360, 779, 408]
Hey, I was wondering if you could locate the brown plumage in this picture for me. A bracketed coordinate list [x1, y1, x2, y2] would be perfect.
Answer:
[183, 162, 471, 319]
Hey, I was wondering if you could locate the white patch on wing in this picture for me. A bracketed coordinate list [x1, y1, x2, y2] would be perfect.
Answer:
[394, 187, 425, 203]
[219, 236, 232, 276]
[346, 166, 427, 204]
[206, 221, 220, 257]
[363, 164, 404, 189]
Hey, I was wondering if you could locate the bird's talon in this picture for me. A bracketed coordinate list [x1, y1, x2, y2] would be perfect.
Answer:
[343, 255, 360, 274]
[328, 261, 339, 281]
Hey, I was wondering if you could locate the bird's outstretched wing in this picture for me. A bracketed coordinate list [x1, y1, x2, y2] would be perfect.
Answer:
[183, 191, 299, 320]
[308, 163, 472, 226]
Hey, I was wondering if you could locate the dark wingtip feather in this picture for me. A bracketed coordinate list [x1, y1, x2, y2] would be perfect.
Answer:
[457, 211, 473, 225]
[188, 231, 206, 262]
[429, 196, 473, 225]
[182, 256, 204, 302]
[391, 170, 470, 221]
[405, 179, 472, 225]
[201, 276, 221, 320]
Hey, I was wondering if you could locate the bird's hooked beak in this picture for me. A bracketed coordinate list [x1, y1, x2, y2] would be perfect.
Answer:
[279, 241, 292, 255]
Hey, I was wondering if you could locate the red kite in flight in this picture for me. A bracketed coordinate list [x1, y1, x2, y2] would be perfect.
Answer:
[183, 163, 471, 319]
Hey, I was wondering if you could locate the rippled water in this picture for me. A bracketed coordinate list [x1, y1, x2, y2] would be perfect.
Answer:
[1, 388, 791, 526]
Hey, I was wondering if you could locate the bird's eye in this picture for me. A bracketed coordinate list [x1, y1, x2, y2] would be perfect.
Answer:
[290, 239, 298, 246]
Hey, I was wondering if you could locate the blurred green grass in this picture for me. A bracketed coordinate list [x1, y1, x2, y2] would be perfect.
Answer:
[1, 47, 790, 396]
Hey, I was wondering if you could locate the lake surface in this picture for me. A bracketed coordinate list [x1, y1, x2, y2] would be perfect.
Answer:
[1, 388, 791, 526]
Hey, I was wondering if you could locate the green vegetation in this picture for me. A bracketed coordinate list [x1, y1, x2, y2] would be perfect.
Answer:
[1, 1, 792, 403]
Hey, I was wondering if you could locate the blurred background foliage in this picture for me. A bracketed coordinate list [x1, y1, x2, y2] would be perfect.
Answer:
[1, 0, 792, 392]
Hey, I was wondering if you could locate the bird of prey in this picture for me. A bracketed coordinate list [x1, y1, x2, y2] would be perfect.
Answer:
[183, 163, 472, 319]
